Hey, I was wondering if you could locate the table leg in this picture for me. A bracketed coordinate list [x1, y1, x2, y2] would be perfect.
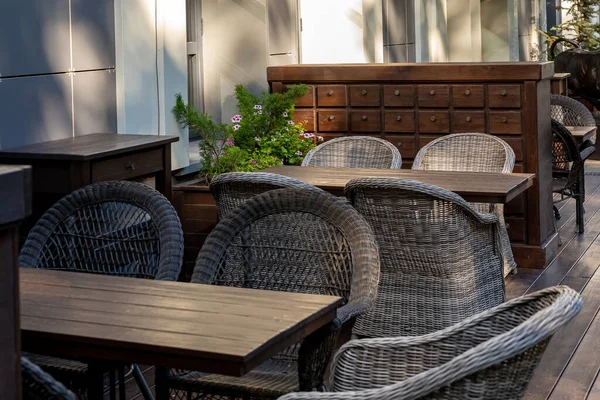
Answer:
[154, 366, 169, 400]
[87, 363, 105, 400]
[156, 144, 172, 202]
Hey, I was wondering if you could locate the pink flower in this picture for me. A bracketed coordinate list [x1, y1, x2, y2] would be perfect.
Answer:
[258, 110, 262, 114]
[295, 151, 302, 156]
[233, 124, 240, 131]
[231, 115, 242, 123]
[271, 138, 276, 141]
[254, 105, 262, 110]
[317, 136, 324, 142]
[226, 140, 235, 146]
[303, 133, 314, 139]
[287, 120, 294, 125]
[284, 127, 289, 131]
[250, 159, 257, 164]
[283, 112, 288, 117]
[255, 136, 261, 141]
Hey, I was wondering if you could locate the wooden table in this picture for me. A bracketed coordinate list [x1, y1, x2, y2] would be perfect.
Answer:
[551, 72, 570, 95]
[565, 125, 597, 144]
[264, 166, 534, 204]
[20, 269, 342, 400]
[0, 165, 31, 400]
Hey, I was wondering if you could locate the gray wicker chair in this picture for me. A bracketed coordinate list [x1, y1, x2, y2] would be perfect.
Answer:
[345, 177, 505, 338]
[22, 356, 76, 400]
[162, 188, 380, 400]
[412, 133, 517, 276]
[278, 285, 582, 400]
[210, 172, 322, 219]
[20, 181, 184, 399]
[551, 94, 596, 144]
[301, 136, 402, 169]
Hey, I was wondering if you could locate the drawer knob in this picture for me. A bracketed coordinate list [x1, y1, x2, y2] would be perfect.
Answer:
[361, 115, 367, 121]
[126, 163, 136, 171]
[465, 89, 471, 96]
[397, 142, 403, 147]
[430, 116, 436, 122]
[360, 89, 367, 96]
[328, 115, 335, 121]
[396, 115, 402, 121]
[501, 90, 507, 96]
[327, 90, 334, 96]
[429, 90, 435, 96]
[466, 116, 472, 122]
[394, 89, 400, 96]
[502, 117, 508, 123]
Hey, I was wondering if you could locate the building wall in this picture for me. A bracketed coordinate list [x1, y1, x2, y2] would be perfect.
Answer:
[0, 0, 116, 149]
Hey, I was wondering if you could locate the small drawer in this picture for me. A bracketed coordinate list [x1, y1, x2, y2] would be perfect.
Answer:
[452, 85, 484, 108]
[383, 85, 415, 107]
[489, 111, 522, 134]
[351, 111, 381, 132]
[317, 110, 348, 132]
[293, 110, 315, 132]
[384, 111, 415, 133]
[317, 85, 347, 107]
[417, 85, 450, 108]
[386, 135, 416, 158]
[418, 135, 444, 149]
[350, 85, 380, 106]
[92, 148, 163, 182]
[292, 85, 315, 107]
[418, 111, 450, 133]
[453, 111, 485, 133]
[488, 85, 521, 108]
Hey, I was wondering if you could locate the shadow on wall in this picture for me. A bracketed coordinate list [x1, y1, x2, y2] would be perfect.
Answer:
[0, 0, 116, 149]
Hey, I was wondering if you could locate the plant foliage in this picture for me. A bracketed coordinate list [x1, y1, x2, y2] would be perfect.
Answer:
[541, 0, 600, 56]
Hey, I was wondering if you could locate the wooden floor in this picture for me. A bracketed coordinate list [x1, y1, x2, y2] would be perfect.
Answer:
[119, 162, 600, 400]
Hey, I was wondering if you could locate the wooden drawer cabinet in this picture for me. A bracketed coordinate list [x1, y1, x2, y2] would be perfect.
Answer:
[488, 85, 521, 108]
[419, 111, 449, 133]
[384, 111, 415, 132]
[350, 85, 380, 106]
[386, 135, 416, 158]
[91, 149, 163, 182]
[293, 110, 315, 132]
[506, 217, 526, 242]
[503, 137, 524, 161]
[351, 111, 380, 132]
[489, 111, 522, 134]
[452, 85, 484, 108]
[383, 85, 415, 107]
[453, 111, 485, 133]
[417, 85, 450, 108]
[317, 85, 347, 107]
[318, 110, 348, 132]
[294, 85, 315, 107]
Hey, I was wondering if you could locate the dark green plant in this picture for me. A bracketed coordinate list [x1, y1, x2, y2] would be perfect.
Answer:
[173, 84, 317, 181]
[541, 0, 600, 57]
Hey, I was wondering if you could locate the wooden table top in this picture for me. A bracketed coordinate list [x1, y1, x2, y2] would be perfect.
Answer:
[20, 269, 342, 376]
[0, 133, 179, 161]
[264, 166, 535, 204]
[565, 125, 597, 143]
[551, 72, 571, 79]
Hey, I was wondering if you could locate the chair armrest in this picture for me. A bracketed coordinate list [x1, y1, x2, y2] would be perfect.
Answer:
[580, 144, 596, 161]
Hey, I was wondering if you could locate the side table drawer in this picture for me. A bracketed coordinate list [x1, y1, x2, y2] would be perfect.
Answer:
[92, 148, 163, 182]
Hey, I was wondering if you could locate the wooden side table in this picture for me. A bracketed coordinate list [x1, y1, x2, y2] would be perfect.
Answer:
[0, 133, 178, 238]
[0, 165, 32, 400]
[551, 72, 570, 95]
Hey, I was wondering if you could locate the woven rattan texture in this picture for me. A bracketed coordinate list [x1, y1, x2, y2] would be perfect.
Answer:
[412, 133, 516, 275]
[551, 94, 597, 127]
[22, 356, 76, 400]
[302, 136, 402, 169]
[166, 188, 380, 399]
[278, 286, 582, 400]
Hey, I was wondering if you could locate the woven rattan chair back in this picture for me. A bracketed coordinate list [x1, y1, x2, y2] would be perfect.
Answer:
[552, 118, 584, 183]
[345, 177, 505, 338]
[210, 172, 321, 219]
[22, 357, 75, 400]
[277, 286, 582, 400]
[20, 181, 183, 281]
[551, 94, 596, 127]
[412, 133, 515, 173]
[301, 136, 402, 169]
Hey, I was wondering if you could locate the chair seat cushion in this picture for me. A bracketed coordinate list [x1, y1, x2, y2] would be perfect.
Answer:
[167, 360, 299, 398]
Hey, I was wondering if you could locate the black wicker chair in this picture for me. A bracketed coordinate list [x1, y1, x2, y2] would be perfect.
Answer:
[19, 181, 184, 399]
[161, 188, 380, 400]
[22, 356, 76, 400]
[551, 119, 596, 234]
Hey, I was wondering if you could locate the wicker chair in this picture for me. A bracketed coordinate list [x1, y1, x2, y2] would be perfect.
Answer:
[301, 136, 402, 169]
[551, 94, 596, 142]
[210, 172, 322, 219]
[20, 181, 184, 399]
[22, 356, 76, 400]
[277, 285, 582, 400]
[162, 188, 380, 400]
[552, 119, 596, 234]
[412, 133, 517, 276]
[345, 177, 505, 338]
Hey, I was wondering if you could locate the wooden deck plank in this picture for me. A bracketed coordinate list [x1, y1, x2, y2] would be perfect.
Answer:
[586, 369, 600, 400]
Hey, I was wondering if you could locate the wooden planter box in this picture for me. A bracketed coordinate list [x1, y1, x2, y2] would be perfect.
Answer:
[173, 179, 216, 281]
